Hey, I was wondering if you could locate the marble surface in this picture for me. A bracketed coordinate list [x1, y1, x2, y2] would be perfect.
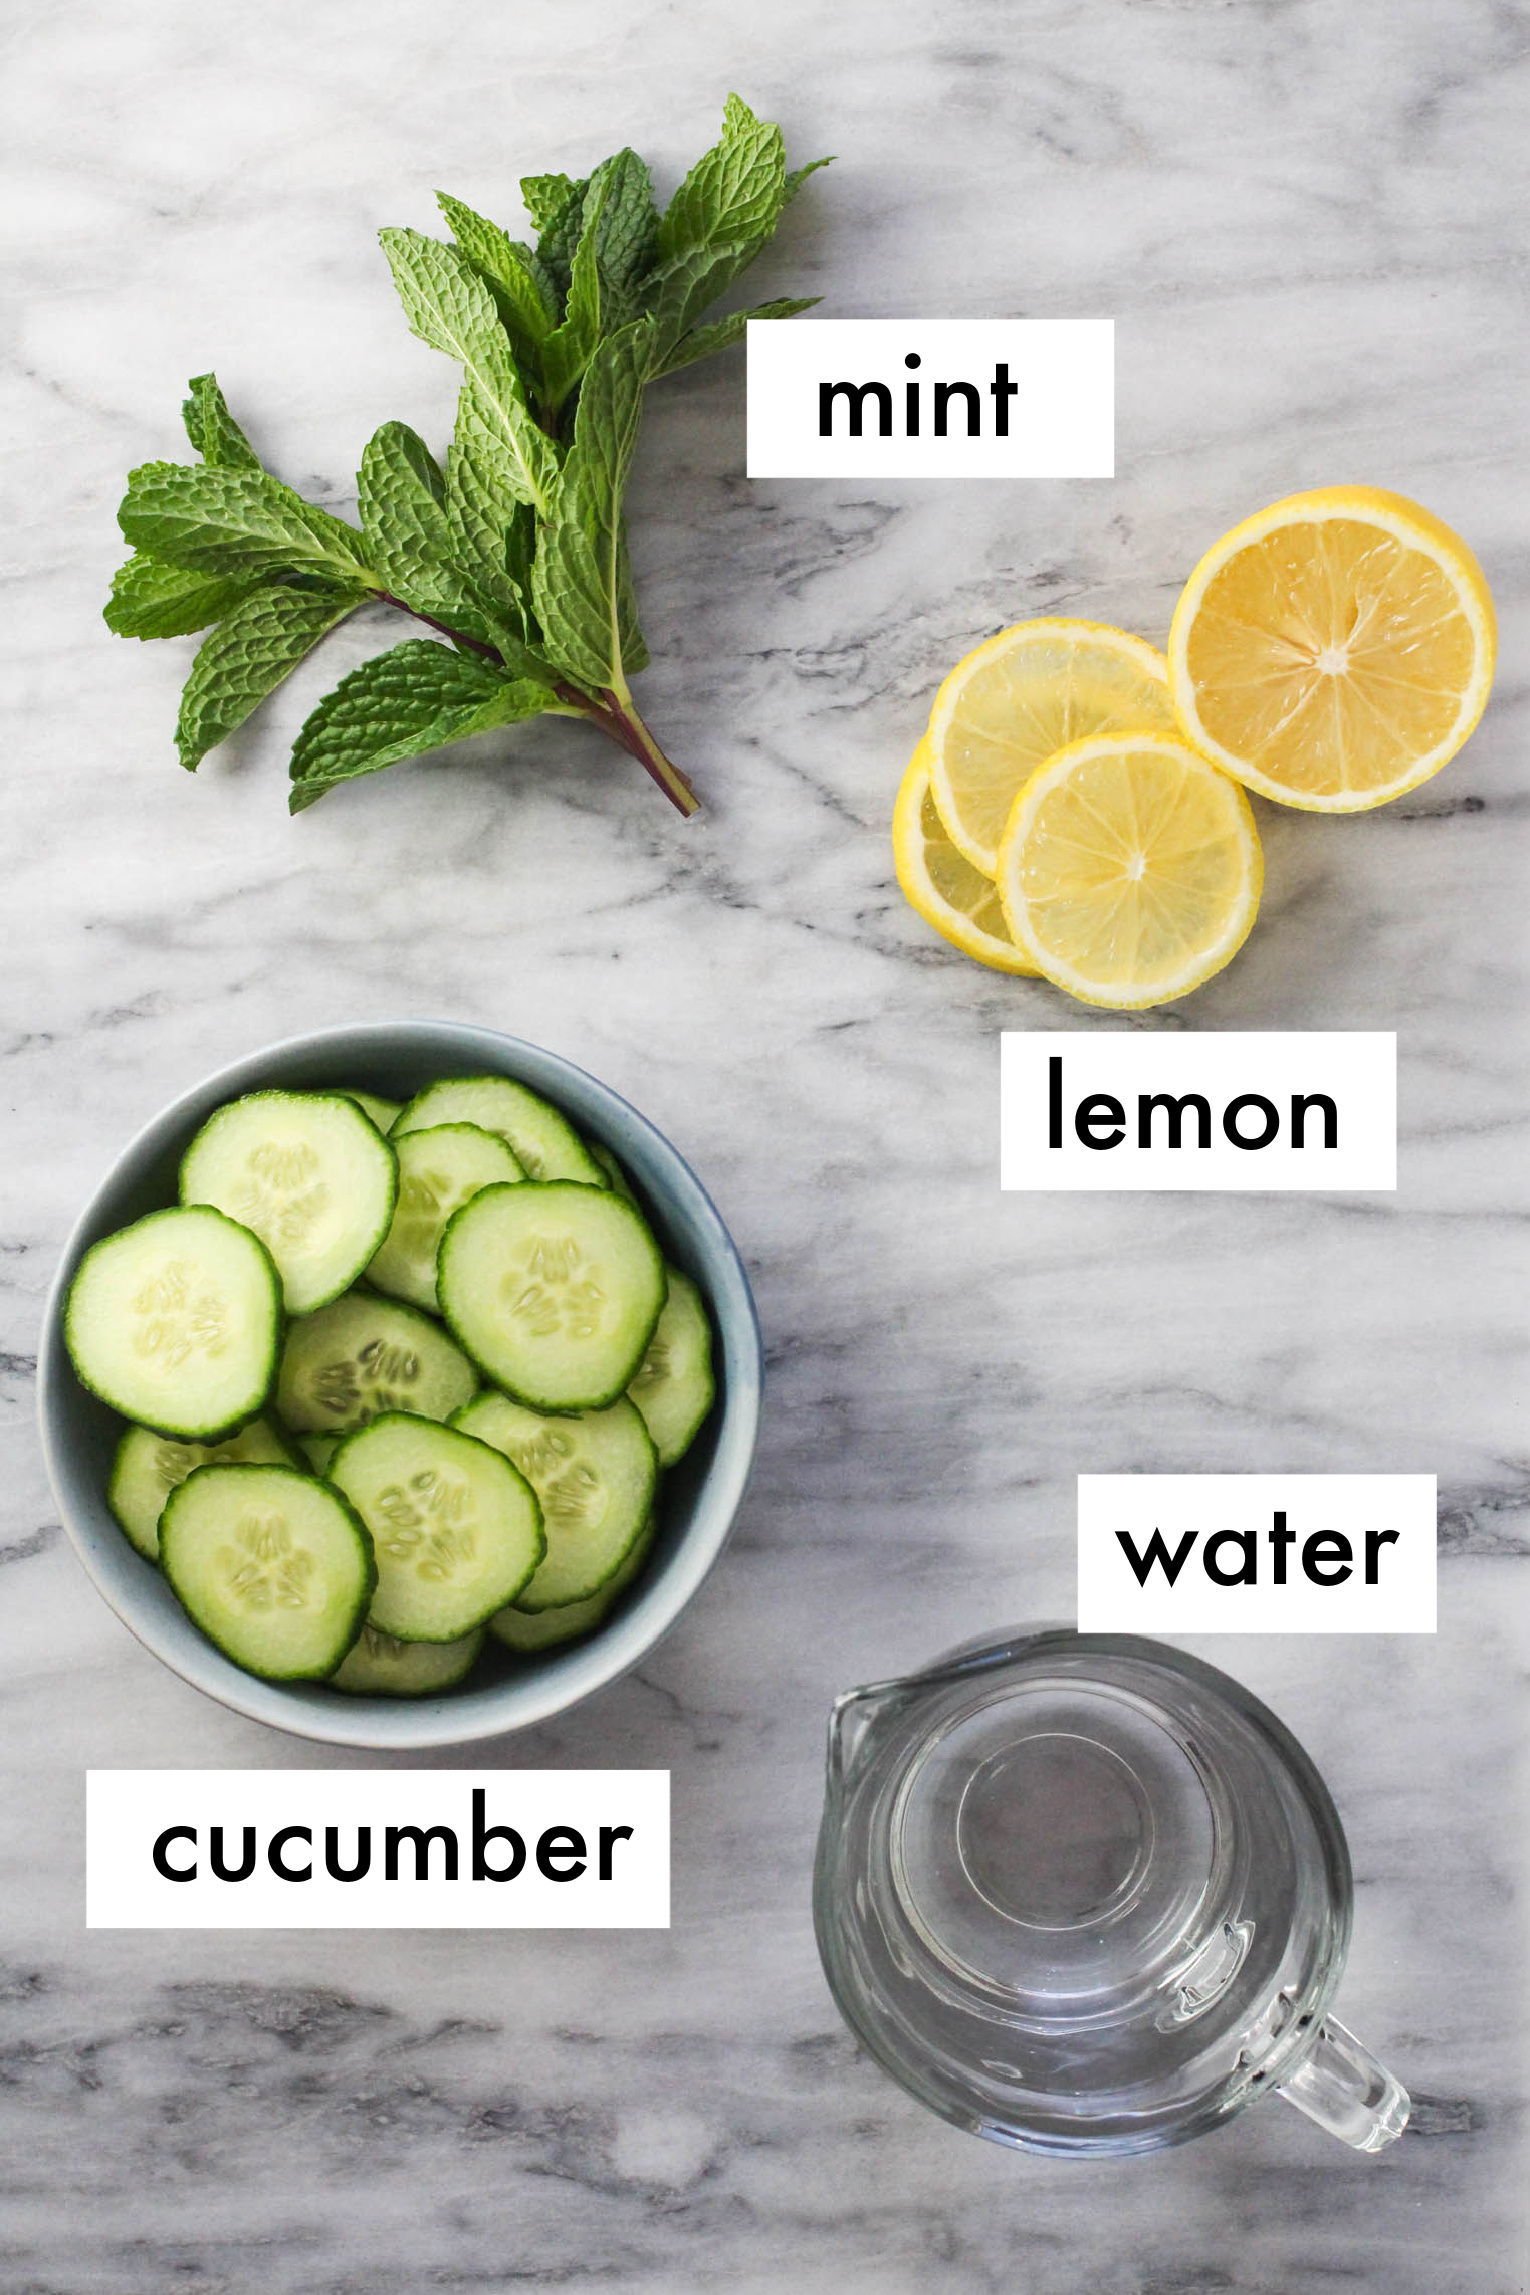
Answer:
[1, 0, 1525, 2287]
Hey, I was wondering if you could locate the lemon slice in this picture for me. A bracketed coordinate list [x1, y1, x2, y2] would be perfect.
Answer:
[926, 618, 1176, 875]
[1168, 487, 1496, 811]
[893, 739, 1039, 974]
[998, 732, 1263, 1009]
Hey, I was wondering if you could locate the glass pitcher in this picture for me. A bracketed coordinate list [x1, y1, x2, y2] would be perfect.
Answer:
[813, 1627, 1409, 2158]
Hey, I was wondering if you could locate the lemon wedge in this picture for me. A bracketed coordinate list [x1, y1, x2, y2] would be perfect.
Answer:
[927, 619, 1177, 875]
[893, 739, 1039, 974]
[997, 732, 1263, 1009]
[1168, 486, 1496, 811]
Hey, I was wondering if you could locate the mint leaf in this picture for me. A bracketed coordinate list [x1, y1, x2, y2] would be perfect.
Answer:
[379, 229, 558, 514]
[531, 319, 654, 692]
[104, 551, 259, 640]
[356, 419, 508, 652]
[181, 374, 262, 471]
[358, 421, 450, 555]
[520, 172, 581, 232]
[533, 176, 590, 302]
[118, 462, 373, 586]
[642, 237, 757, 357]
[657, 94, 785, 265]
[652, 294, 820, 378]
[436, 192, 558, 375]
[784, 155, 833, 204]
[584, 148, 659, 307]
[176, 587, 361, 772]
[288, 641, 556, 811]
[540, 178, 606, 413]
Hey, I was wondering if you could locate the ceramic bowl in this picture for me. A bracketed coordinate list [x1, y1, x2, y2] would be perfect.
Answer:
[38, 1020, 762, 1748]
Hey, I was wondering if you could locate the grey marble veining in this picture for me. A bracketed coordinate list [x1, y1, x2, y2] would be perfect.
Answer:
[1, 0, 1526, 2287]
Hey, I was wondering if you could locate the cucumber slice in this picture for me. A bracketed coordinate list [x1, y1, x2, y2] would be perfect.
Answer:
[439, 1182, 665, 1410]
[627, 1268, 716, 1466]
[159, 1464, 375, 1680]
[366, 1124, 523, 1313]
[65, 1205, 281, 1441]
[392, 1075, 607, 1187]
[328, 1414, 544, 1640]
[108, 1414, 303, 1562]
[587, 1140, 638, 1202]
[300, 1432, 341, 1475]
[451, 1391, 655, 1608]
[330, 1622, 484, 1695]
[276, 1291, 477, 1435]
[488, 1516, 656, 1651]
[344, 1091, 402, 1133]
[180, 1090, 398, 1316]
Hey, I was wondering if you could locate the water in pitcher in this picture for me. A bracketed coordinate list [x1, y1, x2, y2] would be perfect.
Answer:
[816, 1632, 1358, 2152]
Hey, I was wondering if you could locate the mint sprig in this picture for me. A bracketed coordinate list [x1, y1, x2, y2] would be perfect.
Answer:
[105, 95, 830, 819]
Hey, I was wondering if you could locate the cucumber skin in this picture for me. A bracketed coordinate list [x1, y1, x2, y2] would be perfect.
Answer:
[64, 1205, 284, 1443]
[159, 1463, 376, 1682]
[437, 1182, 667, 1412]
[179, 1090, 399, 1318]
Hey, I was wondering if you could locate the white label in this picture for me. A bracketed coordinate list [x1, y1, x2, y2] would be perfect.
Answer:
[85, 1771, 669, 1929]
[1000, 1032, 1396, 1190]
[1077, 1476, 1436, 1633]
[746, 320, 1114, 478]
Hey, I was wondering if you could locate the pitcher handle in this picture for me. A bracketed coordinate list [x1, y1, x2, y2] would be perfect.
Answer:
[1276, 2016, 1410, 2152]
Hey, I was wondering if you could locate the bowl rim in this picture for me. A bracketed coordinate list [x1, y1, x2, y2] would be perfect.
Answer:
[38, 1019, 762, 1750]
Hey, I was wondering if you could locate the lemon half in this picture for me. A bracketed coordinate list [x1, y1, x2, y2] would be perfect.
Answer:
[894, 740, 1039, 974]
[1168, 486, 1496, 811]
[927, 618, 1177, 875]
[998, 732, 1263, 1009]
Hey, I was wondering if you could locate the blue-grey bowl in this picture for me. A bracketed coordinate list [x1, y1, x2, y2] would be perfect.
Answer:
[38, 1021, 762, 1749]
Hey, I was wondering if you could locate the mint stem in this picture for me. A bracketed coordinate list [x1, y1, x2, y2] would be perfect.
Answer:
[374, 587, 700, 816]
[592, 687, 701, 817]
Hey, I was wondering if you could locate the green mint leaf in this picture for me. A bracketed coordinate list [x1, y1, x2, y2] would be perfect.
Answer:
[784, 155, 834, 204]
[181, 374, 262, 471]
[583, 148, 659, 306]
[104, 551, 260, 640]
[379, 229, 557, 515]
[175, 587, 361, 773]
[436, 192, 558, 375]
[651, 294, 819, 379]
[520, 172, 581, 232]
[531, 319, 654, 692]
[642, 237, 757, 356]
[657, 94, 785, 265]
[358, 421, 452, 572]
[539, 178, 606, 413]
[357, 419, 511, 652]
[287, 640, 555, 811]
[118, 461, 373, 586]
[533, 176, 590, 302]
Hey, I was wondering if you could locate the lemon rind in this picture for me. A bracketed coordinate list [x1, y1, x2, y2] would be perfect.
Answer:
[894, 745, 1041, 975]
[997, 731, 1264, 1010]
[926, 617, 1173, 873]
[1167, 487, 1497, 814]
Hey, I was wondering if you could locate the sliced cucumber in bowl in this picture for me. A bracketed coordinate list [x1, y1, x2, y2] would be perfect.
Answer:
[276, 1290, 478, 1435]
[65, 1205, 282, 1442]
[393, 1075, 606, 1187]
[181, 1089, 397, 1316]
[439, 1181, 666, 1411]
[108, 1413, 304, 1561]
